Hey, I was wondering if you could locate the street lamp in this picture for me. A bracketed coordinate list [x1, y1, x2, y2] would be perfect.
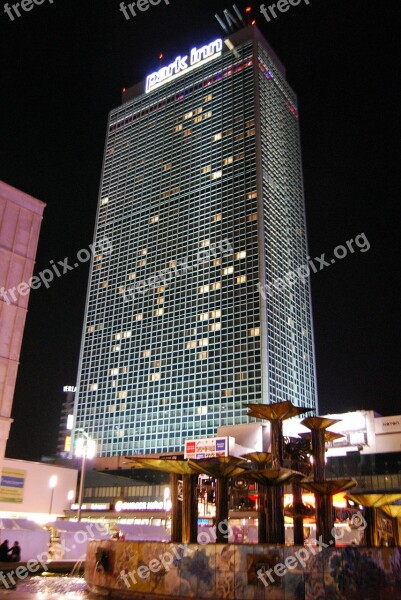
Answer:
[49, 475, 58, 520]
[74, 429, 96, 522]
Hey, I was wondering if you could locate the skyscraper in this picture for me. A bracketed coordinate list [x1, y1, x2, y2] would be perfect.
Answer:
[73, 26, 318, 457]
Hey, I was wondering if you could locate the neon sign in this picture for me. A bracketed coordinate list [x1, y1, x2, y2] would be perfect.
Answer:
[145, 39, 223, 93]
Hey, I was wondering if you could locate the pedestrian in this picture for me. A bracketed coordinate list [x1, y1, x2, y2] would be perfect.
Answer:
[0, 540, 9, 562]
[8, 541, 21, 562]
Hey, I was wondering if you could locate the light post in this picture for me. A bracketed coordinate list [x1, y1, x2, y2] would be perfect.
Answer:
[74, 429, 96, 522]
[48, 475, 58, 520]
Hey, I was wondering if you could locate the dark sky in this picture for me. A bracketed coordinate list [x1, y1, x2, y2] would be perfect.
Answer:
[1, 0, 399, 460]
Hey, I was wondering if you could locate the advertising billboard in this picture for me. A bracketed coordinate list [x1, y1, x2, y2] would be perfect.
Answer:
[184, 437, 230, 459]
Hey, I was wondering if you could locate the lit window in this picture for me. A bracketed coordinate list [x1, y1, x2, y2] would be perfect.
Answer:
[235, 373, 247, 380]
[100, 197, 109, 206]
[247, 191, 257, 199]
[198, 338, 209, 347]
[169, 260, 177, 268]
[234, 152, 245, 161]
[235, 132, 244, 141]
[186, 340, 197, 349]
[213, 258, 221, 266]
[163, 163, 172, 171]
[94, 255, 102, 262]
[210, 282, 221, 290]
[89, 383, 98, 391]
[183, 129, 192, 136]
[236, 275, 247, 284]
[223, 389, 233, 397]
[135, 314, 143, 321]
[87, 325, 95, 333]
[211, 171, 222, 180]
[204, 94, 213, 102]
[150, 216, 159, 223]
[223, 157, 233, 166]
[139, 248, 148, 256]
[118, 391, 127, 399]
[247, 213, 258, 222]
[198, 284, 210, 294]
[202, 166, 212, 174]
[151, 361, 161, 368]
[211, 310, 221, 318]
[203, 111, 212, 119]
[194, 115, 203, 124]
[118, 286, 126, 294]
[246, 129, 256, 137]
[212, 133, 222, 141]
[122, 331, 131, 339]
[156, 297, 165, 305]
[128, 273, 136, 280]
[101, 281, 108, 288]
[183, 111, 193, 120]
[174, 124, 183, 132]
[209, 323, 221, 332]
[249, 328, 260, 337]
[200, 240, 210, 248]
[197, 351, 208, 360]
[194, 107, 203, 115]
[110, 368, 118, 376]
[222, 266, 234, 276]
[156, 285, 165, 293]
[235, 251, 247, 260]
[150, 373, 161, 381]
[112, 345, 121, 352]
[154, 308, 164, 317]
[143, 349, 151, 357]
[212, 213, 222, 222]
[198, 313, 209, 321]
[138, 259, 147, 267]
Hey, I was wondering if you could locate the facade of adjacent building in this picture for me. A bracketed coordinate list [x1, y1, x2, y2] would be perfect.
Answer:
[73, 26, 318, 457]
[0, 181, 46, 471]
[57, 386, 76, 457]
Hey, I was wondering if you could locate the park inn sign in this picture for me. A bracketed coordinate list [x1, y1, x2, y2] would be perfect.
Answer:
[145, 39, 223, 93]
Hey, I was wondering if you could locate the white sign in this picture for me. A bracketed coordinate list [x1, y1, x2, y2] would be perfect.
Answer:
[71, 503, 110, 511]
[63, 386, 76, 393]
[375, 416, 401, 435]
[145, 39, 223, 93]
[115, 500, 164, 512]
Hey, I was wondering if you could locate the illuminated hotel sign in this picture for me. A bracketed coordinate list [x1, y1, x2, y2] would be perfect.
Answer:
[63, 386, 76, 393]
[145, 38, 223, 93]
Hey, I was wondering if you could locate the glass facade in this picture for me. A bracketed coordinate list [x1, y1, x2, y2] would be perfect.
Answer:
[73, 27, 317, 457]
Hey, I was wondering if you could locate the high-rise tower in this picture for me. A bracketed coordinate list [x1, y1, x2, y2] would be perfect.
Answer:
[74, 27, 318, 457]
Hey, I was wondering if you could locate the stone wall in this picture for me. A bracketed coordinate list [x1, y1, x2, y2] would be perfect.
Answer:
[85, 540, 401, 599]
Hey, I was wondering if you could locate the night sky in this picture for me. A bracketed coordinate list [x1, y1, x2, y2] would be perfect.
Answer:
[1, 0, 399, 460]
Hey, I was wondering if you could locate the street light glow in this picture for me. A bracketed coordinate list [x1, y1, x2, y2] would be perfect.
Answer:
[74, 429, 96, 521]
[49, 475, 58, 489]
